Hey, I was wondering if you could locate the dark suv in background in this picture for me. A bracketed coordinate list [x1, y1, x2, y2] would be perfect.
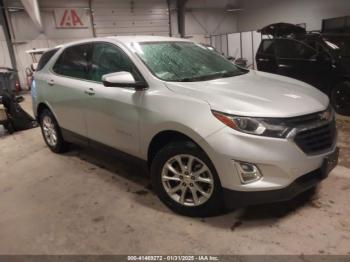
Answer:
[256, 23, 350, 115]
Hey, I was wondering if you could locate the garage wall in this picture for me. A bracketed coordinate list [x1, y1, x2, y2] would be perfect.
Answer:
[211, 30, 261, 69]
[4, 0, 175, 87]
[0, 24, 12, 68]
[238, 0, 350, 32]
[5, 0, 93, 42]
[4, 0, 94, 87]
[4, 0, 239, 84]
[185, 0, 239, 44]
[91, 0, 170, 36]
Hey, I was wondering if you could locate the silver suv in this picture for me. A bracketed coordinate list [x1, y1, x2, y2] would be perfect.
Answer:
[32, 36, 339, 216]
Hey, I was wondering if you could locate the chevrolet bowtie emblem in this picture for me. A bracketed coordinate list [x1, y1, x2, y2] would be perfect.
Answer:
[320, 110, 331, 121]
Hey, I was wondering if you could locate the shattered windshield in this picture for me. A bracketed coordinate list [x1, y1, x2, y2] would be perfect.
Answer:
[132, 41, 247, 82]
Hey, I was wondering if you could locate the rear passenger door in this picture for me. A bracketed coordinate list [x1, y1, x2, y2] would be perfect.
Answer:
[83, 42, 142, 156]
[256, 39, 277, 73]
[48, 43, 92, 137]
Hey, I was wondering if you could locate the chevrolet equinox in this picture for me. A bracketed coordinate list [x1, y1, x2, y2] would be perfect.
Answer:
[32, 36, 339, 216]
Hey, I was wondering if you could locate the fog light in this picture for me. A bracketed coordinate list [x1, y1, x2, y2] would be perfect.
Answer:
[234, 161, 262, 184]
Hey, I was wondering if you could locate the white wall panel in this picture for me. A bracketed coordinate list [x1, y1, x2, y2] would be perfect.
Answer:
[241, 31, 253, 69]
[211, 35, 221, 51]
[220, 34, 228, 56]
[227, 33, 240, 59]
[91, 0, 170, 36]
[252, 31, 261, 69]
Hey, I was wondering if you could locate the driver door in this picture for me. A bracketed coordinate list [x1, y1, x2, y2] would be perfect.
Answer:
[83, 42, 142, 157]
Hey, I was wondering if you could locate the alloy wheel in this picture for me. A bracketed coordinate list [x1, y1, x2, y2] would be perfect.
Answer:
[161, 154, 214, 207]
[42, 115, 58, 147]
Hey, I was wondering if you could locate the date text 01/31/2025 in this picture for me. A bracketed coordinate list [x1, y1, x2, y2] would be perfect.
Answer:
[127, 256, 219, 261]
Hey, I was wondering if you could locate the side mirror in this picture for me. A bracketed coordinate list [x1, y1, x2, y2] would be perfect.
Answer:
[102, 71, 147, 90]
[31, 63, 38, 71]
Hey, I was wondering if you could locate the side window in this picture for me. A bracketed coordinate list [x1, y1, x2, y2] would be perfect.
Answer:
[258, 40, 275, 55]
[276, 39, 316, 59]
[89, 43, 135, 82]
[53, 44, 91, 79]
[36, 48, 59, 71]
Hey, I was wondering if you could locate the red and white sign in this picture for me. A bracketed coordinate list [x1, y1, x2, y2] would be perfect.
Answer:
[54, 8, 89, 28]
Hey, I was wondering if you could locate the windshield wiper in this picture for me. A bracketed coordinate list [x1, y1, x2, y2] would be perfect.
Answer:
[178, 71, 237, 82]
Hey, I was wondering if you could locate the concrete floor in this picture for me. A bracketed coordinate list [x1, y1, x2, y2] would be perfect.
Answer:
[0, 94, 349, 255]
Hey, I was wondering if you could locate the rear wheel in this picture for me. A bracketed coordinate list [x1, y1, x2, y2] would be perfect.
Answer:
[331, 82, 350, 116]
[39, 109, 68, 153]
[151, 141, 224, 217]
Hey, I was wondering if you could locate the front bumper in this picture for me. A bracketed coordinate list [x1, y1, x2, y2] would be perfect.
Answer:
[203, 123, 338, 191]
[223, 168, 322, 208]
[222, 147, 339, 208]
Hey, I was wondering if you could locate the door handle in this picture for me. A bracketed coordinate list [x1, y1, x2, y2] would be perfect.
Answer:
[46, 79, 55, 86]
[84, 88, 95, 96]
[258, 58, 270, 62]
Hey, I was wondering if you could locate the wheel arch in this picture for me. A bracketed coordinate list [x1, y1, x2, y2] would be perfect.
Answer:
[37, 102, 50, 119]
[146, 129, 214, 169]
[36, 102, 59, 123]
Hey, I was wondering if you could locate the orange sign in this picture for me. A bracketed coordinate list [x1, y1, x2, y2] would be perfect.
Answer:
[55, 8, 88, 28]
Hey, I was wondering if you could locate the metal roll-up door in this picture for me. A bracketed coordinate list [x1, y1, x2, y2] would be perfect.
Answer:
[91, 0, 170, 37]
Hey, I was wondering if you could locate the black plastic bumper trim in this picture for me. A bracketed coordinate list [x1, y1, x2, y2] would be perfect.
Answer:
[223, 170, 324, 208]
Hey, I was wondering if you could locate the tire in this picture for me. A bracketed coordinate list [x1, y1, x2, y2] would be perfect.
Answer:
[151, 141, 224, 217]
[39, 109, 69, 153]
[331, 82, 350, 116]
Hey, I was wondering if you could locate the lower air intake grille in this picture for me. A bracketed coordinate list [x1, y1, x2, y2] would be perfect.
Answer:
[294, 121, 336, 155]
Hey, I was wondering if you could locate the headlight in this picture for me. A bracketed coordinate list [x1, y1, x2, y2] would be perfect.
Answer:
[212, 111, 292, 138]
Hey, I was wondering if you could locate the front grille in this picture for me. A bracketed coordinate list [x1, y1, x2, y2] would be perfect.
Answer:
[294, 121, 336, 155]
[283, 112, 323, 127]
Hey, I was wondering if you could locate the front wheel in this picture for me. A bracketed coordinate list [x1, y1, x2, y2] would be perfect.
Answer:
[331, 82, 350, 116]
[151, 141, 224, 217]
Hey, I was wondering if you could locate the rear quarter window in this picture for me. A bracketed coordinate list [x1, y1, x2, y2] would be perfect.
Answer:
[276, 39, 316, 59]
[52, 44, 92, 79]
[36, 48, 59, 71]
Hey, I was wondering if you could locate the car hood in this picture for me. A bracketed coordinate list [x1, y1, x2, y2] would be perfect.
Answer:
[165, 70, 329, 117]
